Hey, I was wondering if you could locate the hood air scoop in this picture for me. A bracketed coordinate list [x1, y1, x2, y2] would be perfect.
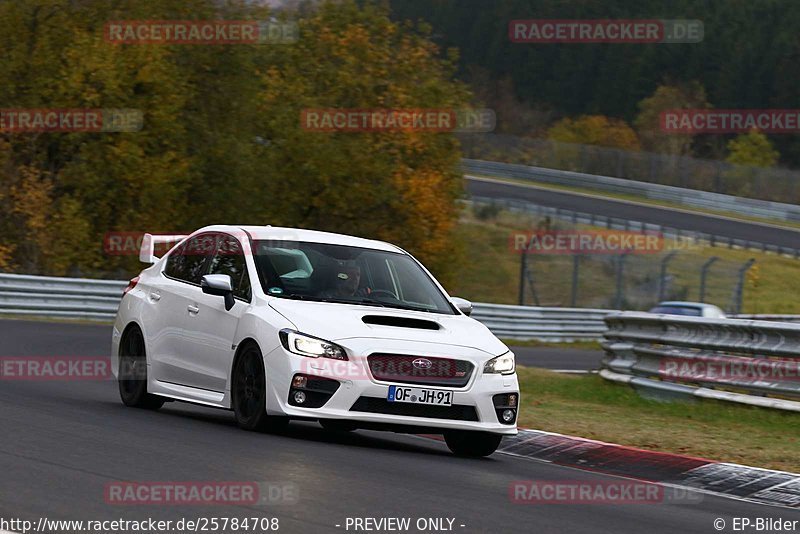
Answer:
[362, 315, 441, 330]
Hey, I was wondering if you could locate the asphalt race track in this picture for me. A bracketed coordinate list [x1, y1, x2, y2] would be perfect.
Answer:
[0, 319, 797, 534]
[466, 176, 800, 251]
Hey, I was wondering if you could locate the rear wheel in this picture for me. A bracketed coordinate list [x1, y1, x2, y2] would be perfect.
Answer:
[444, 431, 502, 457]
[232, 344, 289, 433]
[118, 326, 164, 410]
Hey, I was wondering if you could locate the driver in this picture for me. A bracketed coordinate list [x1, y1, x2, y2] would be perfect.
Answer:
[324, 262, 365, 298]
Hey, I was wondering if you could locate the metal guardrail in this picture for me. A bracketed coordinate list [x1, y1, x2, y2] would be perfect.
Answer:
[0, 273, 614, 339]
[0, 273, 125, 321]
[1, 272, 799, 344]
[470, 303, 611, 341]
[601, 312, 800, 412]
[463, 158, 800, 223]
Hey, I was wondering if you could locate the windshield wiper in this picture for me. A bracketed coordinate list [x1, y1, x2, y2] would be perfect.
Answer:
[323, 297, 387, 307]
[277, 294, 435, 313]
[278, 294, 386, 307]
[377, 302, 434, 313]
[280, 294, 333, 303]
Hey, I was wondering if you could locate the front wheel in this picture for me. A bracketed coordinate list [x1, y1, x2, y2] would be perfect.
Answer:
[118, 326, 165, 410]
[231, 344, 289, 433]
[444, 431, 503, 457]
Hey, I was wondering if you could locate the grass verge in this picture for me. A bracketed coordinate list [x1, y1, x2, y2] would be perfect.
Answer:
[516, 366, 800, 472]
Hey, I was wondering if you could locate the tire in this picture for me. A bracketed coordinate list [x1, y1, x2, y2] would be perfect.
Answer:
[118, 326, 165, 410]
[231, 344, 289, 433]
[444, 431, 503, 457]
[319, 420, 357, 433]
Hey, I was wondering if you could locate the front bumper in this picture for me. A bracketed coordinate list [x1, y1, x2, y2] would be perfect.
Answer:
[262, 339, 519, 435]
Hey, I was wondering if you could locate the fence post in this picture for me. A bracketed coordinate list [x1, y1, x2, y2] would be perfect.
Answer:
[570, 254, 580, 307]
[658, 251, 678, 301]
[699, 256, 719, 302]
[518, 249, 528, 306]
[614, 253, 628, 310]
[733, 258, 756, 314]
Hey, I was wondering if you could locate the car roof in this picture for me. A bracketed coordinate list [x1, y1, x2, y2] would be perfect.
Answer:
[656, 301, 720, 309]
[192, 225, 404, 253]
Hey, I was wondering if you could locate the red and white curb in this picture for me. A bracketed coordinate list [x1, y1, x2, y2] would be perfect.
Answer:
[496, 429, 800, 509]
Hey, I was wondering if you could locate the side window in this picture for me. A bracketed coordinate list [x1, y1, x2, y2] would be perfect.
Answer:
[164, 234, 213, 284]
[208, 234, 252, 301]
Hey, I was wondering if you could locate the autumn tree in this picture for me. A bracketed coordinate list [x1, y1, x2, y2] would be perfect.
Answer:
[634, 82, 710, 156]
[726, 130, 779, 167]
[253, 1, 471, 282]
[547, 115, 640, 151]
[0, 0, 471, 283]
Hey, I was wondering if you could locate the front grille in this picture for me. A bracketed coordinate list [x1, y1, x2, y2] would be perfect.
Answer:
[350, 396, 479, 421]
[367, 354, 474, 387]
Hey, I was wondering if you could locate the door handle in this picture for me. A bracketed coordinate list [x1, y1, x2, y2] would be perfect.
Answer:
[149, 292, 161, 302]
[187, 305, 200, 314]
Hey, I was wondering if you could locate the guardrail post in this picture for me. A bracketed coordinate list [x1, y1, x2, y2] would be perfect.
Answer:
[658, 251, 678, 302]
[570, 254, 581, 307]
[732, 259, 756, 314]
[699, 256, 719, 302]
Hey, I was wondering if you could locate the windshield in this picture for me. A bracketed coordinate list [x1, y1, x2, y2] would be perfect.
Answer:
[253, 240, 456, 315]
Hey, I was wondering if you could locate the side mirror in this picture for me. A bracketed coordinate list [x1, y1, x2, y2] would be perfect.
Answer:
[451, 297, 473, 317]
[201, 274, 235, 311]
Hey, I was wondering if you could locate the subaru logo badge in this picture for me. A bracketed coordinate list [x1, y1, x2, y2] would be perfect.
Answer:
[412, 358, 433, 370]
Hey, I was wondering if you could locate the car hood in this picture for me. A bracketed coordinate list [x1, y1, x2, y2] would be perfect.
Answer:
[268, 299, 508, 356]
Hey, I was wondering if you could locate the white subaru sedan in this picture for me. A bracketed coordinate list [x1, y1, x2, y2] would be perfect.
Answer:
[111, 225, 519, 456]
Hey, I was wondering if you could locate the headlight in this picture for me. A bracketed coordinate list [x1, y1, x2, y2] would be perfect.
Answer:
[484, 351, 515, 375]
[279, 329, 348, 360]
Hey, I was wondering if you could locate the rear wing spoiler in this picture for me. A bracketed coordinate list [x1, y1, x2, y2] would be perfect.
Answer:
[139, 233, 189, 264]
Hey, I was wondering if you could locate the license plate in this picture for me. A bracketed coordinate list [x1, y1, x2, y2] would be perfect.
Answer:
[387, 385, 453, 406]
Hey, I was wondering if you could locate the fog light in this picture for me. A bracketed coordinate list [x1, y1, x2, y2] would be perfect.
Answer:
[293, 391, 307, 404]
[501, 409, 515, 423]
[508, 394, 518, 407]
[292, 375, 308, 388]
